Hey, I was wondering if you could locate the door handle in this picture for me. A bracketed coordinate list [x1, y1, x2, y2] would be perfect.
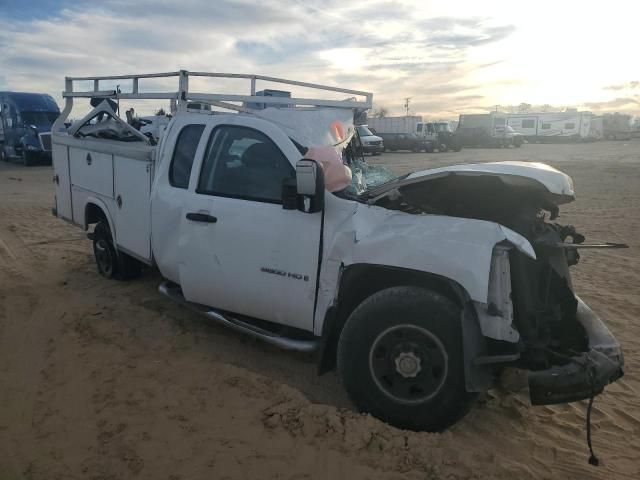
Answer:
[186, 212, 217, 223]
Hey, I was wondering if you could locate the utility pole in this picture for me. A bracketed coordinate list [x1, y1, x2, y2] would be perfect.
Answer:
[404, 97, 411, 116]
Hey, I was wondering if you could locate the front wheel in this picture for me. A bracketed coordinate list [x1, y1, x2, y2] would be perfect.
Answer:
[22, 150, 34, 166]
[337, 286, 476, 431]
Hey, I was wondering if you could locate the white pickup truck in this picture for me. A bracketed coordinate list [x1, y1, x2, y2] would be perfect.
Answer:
[52, 71, 624, 432]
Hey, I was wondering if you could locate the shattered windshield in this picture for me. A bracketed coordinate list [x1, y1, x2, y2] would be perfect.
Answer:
[343, 159, 399, 196]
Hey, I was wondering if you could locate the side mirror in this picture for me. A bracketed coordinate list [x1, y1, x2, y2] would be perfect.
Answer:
[282, 159, 325, 213]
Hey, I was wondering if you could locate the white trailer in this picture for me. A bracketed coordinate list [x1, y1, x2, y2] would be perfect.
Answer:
[367, 116, 423, 135]
[506, 112, 594, 142]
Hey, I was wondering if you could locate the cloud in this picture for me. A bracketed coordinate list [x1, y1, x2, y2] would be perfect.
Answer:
[419, 17, 516, 48]
[583, 97, 640, 111]
[367, 61, 462, 74]
[0, 0, 526, 118]
[604, 81, 639, 91]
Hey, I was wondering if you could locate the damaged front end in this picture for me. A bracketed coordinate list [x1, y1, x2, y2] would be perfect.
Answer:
[509, 223, 625, 405]
[364, 162, 626, 405]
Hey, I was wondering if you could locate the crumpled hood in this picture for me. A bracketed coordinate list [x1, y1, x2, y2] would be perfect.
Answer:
[367, 161, 575, 206]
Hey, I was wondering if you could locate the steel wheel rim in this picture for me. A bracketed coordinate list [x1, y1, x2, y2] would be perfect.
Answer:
[368, 324, 448, 405]
[95, 239, 113, 276]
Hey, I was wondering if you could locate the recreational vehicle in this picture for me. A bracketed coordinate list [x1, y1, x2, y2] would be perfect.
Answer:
[505, 111, 594, 142]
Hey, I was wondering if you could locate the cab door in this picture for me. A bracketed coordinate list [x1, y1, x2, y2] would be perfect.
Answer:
[177, 117, 322, 332]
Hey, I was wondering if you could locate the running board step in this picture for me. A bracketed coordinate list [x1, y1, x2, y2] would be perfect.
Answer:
[158, 281, 319, 353]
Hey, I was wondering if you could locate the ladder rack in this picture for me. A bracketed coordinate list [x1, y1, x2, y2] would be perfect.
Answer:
[61, 70, 373, 110]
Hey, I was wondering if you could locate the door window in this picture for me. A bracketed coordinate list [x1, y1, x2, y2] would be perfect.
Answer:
[197, 126, 294, 203]
[169, 124, 205, 189]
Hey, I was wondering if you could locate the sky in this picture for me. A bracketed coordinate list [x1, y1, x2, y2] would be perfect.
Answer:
[0, 0, 638, 119]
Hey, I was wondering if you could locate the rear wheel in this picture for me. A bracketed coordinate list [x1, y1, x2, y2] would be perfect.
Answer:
[337, 286, 476, 431]
[92, 222, 141, 280]
[0, 147, 7, 162]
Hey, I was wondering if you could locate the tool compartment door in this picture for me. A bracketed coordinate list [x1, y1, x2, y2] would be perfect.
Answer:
[113, 155, 152, 261]
[69, 148, 114, 198]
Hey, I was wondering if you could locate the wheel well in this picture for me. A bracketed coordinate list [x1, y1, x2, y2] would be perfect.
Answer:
[317, 263, 466, 375]
[85, 203, 108, 229]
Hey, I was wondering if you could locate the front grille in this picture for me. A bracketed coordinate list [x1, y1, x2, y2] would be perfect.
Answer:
[39, 132, 52, 151]
[370, 140, 382, 146]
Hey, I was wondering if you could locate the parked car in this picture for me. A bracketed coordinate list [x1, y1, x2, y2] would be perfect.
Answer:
[52, 70, 624, 433]
[356, 125, 383, 155]
[380, 132, 434, 152]
[0, 91, 60, 165]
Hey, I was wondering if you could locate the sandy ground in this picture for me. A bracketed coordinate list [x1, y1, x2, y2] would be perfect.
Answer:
[1, 141, 639, 479]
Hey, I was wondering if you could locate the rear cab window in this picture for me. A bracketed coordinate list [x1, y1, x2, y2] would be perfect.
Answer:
[169, 124, 205, 188]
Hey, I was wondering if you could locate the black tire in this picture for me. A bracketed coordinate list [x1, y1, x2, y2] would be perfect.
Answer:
[337, 286, 476, 432]
[0, 147, 7, 162]
[92, 222, 141, 280]
[22, 150, 33, 166]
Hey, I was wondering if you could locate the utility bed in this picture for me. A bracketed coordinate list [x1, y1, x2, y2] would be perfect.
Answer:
[53, 134, 154, 261]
